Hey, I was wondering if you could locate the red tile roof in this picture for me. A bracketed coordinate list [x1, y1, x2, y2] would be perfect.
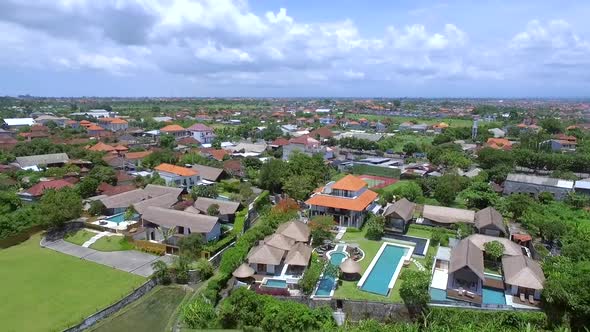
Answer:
[271, 137, 290, 146]
[87, 142, 116, 152]
[305, 189, 378, 211]
[187, 123, 213, 131]
[124, 151, 153, 160]
[24, 179, 75, 197]
[332, 174, 368, 191]
[155, 163, 198, 177]
[160, 124, 185, 132]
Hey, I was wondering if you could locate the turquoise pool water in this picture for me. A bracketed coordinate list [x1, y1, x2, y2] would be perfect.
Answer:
[314, 276, 335, 297]
[330, 252, 347, 266]
[105, 213, 138, 225]
[360, 244, 407, 296]
[482, 287, 506, 305]
[430, 288, 450, 301]
[264, 279, 287, 288]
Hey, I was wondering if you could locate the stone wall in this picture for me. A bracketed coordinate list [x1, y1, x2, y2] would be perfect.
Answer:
[274, 297, 411, 322]
[63, 279, 157, 332]
[44, 221, 86, 242]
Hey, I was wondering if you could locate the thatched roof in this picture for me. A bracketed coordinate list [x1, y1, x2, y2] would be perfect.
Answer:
[423, 205, 475, 224]
[502, 255, 545, 290]
[247, 243, 285, 265]
[449, 238, 485, 280]
[383, 198, 416, 221]
[263, 233, 295, 251]
[142, 206, 218, 234]
[276, 221, 310, 242]
[284, 242, 312, 266]
[340, 258, 361, 274]
[474, 207, 505, 233]
[232, 263, 255, 278]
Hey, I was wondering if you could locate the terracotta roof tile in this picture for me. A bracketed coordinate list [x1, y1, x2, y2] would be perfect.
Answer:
[87, 142, 116, 152]
[160, 124, 185, 132]
[24, 179, 75, 197]
[332, 174, 367, 191]
[305, 189, 378, 211]
[124, 151, 153, 160]
[155, 163, 198, 177]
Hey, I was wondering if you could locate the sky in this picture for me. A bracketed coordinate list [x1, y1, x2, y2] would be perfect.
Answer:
[1, 0, 590, 98]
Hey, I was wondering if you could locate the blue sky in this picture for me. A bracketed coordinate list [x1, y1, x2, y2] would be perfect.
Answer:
[1, 0, 589, 97]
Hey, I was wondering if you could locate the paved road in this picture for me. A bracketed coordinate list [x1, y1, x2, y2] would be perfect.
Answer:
[41, 238, 173, 277]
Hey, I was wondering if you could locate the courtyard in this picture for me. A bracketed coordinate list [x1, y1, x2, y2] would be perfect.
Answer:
[0, 234, 145, 332]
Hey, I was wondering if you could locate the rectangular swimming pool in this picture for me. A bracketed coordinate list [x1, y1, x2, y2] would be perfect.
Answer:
[358, 243, 412, 296]
[482, 287, 506, 305]
[314, 276, 336, 297]
[264, 279, 287, 288]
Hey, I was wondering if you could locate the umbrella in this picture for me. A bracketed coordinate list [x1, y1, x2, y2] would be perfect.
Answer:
[339, 258, 361, 274]
[232, 263, 255, 278]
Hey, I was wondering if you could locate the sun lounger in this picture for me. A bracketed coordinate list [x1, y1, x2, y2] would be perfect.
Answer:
[466, 291, 475, 299]
[520, 293, 526, 302]
[528, 294, 536, 305]
[457, 288, 464, 296]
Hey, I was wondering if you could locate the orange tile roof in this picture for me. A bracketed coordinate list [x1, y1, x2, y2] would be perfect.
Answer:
[155, 163, 198, 177]
[486, 138, 512, 150]
[110, 118, 128, 124]
[113, 144, 128, 151]
[125, 151, 153, 160]
[305, 190, 378, 211]
[208, 149, 228, 161]
[332, 174, 368, 191]
[87, 125, 104, 131]
[160, 124, 185, 132]
[87, 141, 116, 152]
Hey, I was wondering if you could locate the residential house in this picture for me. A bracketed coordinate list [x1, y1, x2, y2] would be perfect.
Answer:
[309, 127, 334, 140]
[502, 255, 545, 301]
[474, 207, 506, 237]
[86, 124, 106, 137]
[420, 205, 475, 228]
[160, 124, 190, 140]
[223, 159, 244, 178]
[382, 198, 416, 232]
[187, 123, 215, 144]
[141, 206, 221, 243]
[282, 135, 333, 160]
[15, 153, 70, 170]
[154, 163, 200, 189]
[34, 115, 69, 127]
[447, 238, 486, 302]
[124, 150, 153, 169]
[335, 131, 383, 142]
[574, 179, 590, 195]
[18, 179, 76, 202]
[541, 139, 576, 152]
[191, 197, 240, 223]
[98, 118, 129, 132]
[269, 137, 290, 149]
[319, 117, 336, 125]
[503, 173, 574, 200]
[99, 184, 182, 215]
[202, 148, 228, 161]
[306, 175, 378, 228]
[485, 138, 512, 150]
[488, 128, 506, 138]
[228, 141, 268, 157]
[189, 164, 225, 183]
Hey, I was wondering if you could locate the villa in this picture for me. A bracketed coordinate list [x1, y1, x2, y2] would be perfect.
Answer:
[99, 184, 183, 215]
[187, 123, 215, 144]
[140, 206, 221, 243]
[154, 163, 200, 189]
[160, 124, 190, 140]
[420, 205, 475, 228]
[190, 197, 241, 223]
[474, 207, 506, 237]
[282, 135, 333, 160]
[306, 175, 378, 228]
[382, 198, 416, 232]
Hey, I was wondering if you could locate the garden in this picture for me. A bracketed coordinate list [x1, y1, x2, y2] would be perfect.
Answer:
[0, 233, 145, 331]
[65, 229, 135, 251]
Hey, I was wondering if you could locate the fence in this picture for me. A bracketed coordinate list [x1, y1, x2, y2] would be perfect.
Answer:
[351, 164, 401, 179]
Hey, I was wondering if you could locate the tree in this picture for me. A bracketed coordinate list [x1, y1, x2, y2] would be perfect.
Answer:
[259, 159, 287, 193]
[393, 99, 401, 107]
[76, 177, 99, 198]
[540, 117, 563, 134]
[191, 185, 218, 199]
[151, 260, 171, 284]
[182, 298, 217, 329]
[399, 269, 431, 316]
[283, 174, 315, 201]
[459, 182, 500, 209]
[88, 166, 117, 185]
[365, 215, 385, 240]
[179, 233, 203, 260]
[207, 203, 220, 216]
[309, 215, 334, 245]
[88, 200, 105, 216]
[402, 142, 419, 155]
[389, 181, 423, 202]
[124, 206, 136, 221]
[434, 174, 468, 205]
[159, 134, 176, 149]
[194, 258, 214, 279]
[505, 194, 535, 219]
[39, 188, 82, 228]
[538, 191, 555, 204]
[484, 241, 504, 261]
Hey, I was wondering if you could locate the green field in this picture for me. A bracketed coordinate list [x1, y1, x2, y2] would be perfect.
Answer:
[90, 235, 135, 252]
[0, 234, 145, 332]
[348, 114, 475, 127]
[90, 286, 189, 332]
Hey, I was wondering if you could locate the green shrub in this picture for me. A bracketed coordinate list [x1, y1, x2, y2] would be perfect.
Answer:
[298, 254, 324, 295]
[182, 298, 217, 329]
[194, 258, 214, 280]
[365, 215, 385, 240]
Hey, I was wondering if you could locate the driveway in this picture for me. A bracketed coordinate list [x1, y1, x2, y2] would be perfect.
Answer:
[41, 238, 173, 277]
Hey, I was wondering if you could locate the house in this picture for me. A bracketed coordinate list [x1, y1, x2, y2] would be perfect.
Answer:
[335, 131, 383, 142]
[124, 151, 153, 169]
[319, 117, 335, 125]
[191, 197, 240, 223]
[485, 138, 512, 150]
[202, 148, 228, 161]
[0, 136, 18, 150]
[99, 184, 183, 215]
[541, 139, 576, 152]
[86, 124, 106, 137]
[97, 118, 128, 132]
[70, 109, 113, 119]
[306, 175, 378, 228]
[189, 164, 225, 182]
[34, 115, 69, 127]
[474, 207, 506, 237]
[187, 123, 215, 144]
[3, 118, 35, 129]
[382, 198, 416, 232]
[160, 124, 190, 140]
[223, 159, 244, 178]
[18, 179, 76, 202]
[488, 128, 505, 138]
[420, 205, 475, 228]
[309, 127, 334, 140]
[244, 220, 311, 277]
[87, 141, 117, 153]
[228, 141, 268, 157]
[269, 137, 290, 149]
[154, 163, 200, 189]
[447, 238, 486, 302]
[15, 153, 70, 170]
[141, 206, 221, 243]
[502, 255, 545, 301]
[282, 135, 333, 160]
[503, 173, 574, 200]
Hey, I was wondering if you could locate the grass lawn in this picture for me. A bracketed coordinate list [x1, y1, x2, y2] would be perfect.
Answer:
[90, 235, 135, 252]
[90, 286, 189, 332]
[0, 233, 145, 332]
[64, 229, 96, 245]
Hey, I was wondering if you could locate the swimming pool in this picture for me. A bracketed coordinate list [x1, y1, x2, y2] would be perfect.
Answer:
[430, 288, 451, 302]
[314, 275, 336, 297]
[482, 287, 506, 305]
[330, 252, 347, 266]
[264, 279, 287, 289]
[358, 242, 413, 296]
[105, 213, 138, 224]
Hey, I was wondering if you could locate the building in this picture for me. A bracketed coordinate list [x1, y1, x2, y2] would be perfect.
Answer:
[420, 205, 475, 228]
[97, 118, 129, 132]
[154, 163, 200, 189]
[485, 138, 512, 150]
[160, 124, 190, 139]
[189, 164, 225, 182]
[191, 197, 240, 223]
[99, 184, 182, 215]
[474, 207, 506, 237]
[382, 198, 416, 232]
[34, 115, 69, 127]
[282, 135, 333, 160]
[18, 179, 76, 202]
[503, 173, 574, 200]
[488, 128, 506, 138]
[541, 139, 576, 152]
[309, 127, 334, 140]
[141, 206, 221, 243]
[70, 109, 113, 119]
[502, 255, 545, 302]
[306, 175, 378, 228]
[187, 123, 215, 144]
[15, 153, 70, 170]
[3, 118, 35, 129]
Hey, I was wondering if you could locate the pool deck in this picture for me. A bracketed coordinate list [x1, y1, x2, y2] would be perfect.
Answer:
[447, 288, 482, 305]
